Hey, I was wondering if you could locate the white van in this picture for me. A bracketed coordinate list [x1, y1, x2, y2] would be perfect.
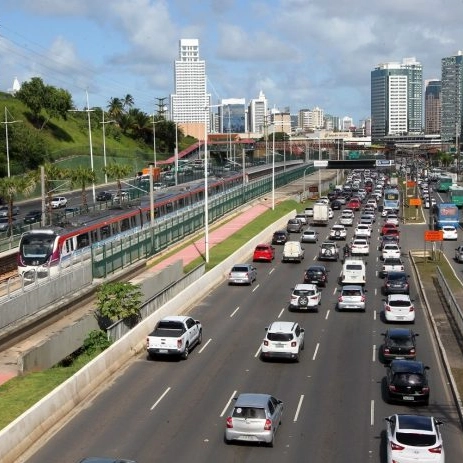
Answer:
[340, 258, 366, 285]
[282, 241, 305, 263]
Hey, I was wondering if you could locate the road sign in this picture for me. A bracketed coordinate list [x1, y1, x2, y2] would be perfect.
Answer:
[424, 230, 443, 241]
[409, 198, 421, 206]
[314, 160, 328, 167]
[406, 180, 416, 187]
[376, 159, 394, 166]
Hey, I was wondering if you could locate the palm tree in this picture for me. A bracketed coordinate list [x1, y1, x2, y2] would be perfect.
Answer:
[43, 163, 68, 225]
[122, 94, 134, 112]
[107, 97, 124, 121]
[0, 173, 37, 237]
[69, 166, 96, 211]
[103, 163, 132, 198]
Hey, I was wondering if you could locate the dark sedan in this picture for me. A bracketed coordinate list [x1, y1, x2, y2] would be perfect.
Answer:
[23, 210, 43, 224]
[381, 328, 419, 362]
[383, 271, 410, 294]
[272, 230, 289, 245]
[96, 191, 113, 201]
[303, 265, 329, 287]
[385, 359, 430, 405]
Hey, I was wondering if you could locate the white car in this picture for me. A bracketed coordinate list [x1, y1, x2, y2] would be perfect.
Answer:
[260, 320, 305, 361]
[295, 213, 308, 225]
[329, 225, 347, 240]
[350, 238, 369, 256]
[384, 294, 415, 323]
[382, 243, 401, 260]
[289, 283, 321, 310]
[328, 207, 334, 219]
[366, 198, 378, 209]
[354, 224, 371, 238]
[385, 214, 400, 227]
[385, 414, 445, 463]
[442, 225, 458, 240]
[50, 196, 67, 208]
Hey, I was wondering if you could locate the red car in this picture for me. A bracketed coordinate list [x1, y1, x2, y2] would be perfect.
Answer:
[253, 244, 275, 262]
[347, 199, 361, 210]
[381, 223, 399, 236]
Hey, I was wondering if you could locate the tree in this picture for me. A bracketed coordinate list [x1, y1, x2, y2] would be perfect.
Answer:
[69, 166, 96, 211]
[103, 163, 132, 197]
[42, 163, 68, 224]
[122, 94, 134, 112]
[0, 173, 37, 237]
[95, 281, 142, 328]
[107, 97, 124, 121]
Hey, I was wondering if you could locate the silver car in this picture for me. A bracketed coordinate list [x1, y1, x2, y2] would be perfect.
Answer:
[225, 393, 283, 447]
[228, 264, 257, 285]
[337, 285, 366, 311]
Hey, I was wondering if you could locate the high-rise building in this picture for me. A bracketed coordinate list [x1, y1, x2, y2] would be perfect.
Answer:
[371, 58, 423, 141]
[171, 39, 210, 139]
[219, 99, 246, 133]
[247, 91, 268, 134]
[441, 51, 463, 142]
[424, 80, 441, 135]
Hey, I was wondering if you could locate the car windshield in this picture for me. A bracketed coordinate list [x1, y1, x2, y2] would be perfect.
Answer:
[395, 432, 436, 447]
[255, 246, 268, 251]
[342, 289, 362, 296]
[346, 265, 362, 270]
[232, 407, 266, 419]
[388, 273, 406, 281]
[389, 336, 413, 347]
[267, 332, 293, 342]
[393, 373, 424, 385]
[389, 300, 410, 307]
[231, 266, 248, 272]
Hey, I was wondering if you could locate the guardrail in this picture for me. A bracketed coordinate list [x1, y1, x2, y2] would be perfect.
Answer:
[436, 266, 463, 337]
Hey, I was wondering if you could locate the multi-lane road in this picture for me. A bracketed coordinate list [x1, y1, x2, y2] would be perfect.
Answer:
[22, 201, 463, 463]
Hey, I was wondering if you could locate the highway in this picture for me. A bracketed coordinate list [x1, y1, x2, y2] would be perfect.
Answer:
[23, 204, 463, 463]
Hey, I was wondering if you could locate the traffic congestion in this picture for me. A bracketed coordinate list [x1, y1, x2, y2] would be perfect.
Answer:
[24, 166, 463, 463]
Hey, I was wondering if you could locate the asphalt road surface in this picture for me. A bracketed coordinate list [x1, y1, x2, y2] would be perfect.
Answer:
[23, 204, 463, 463]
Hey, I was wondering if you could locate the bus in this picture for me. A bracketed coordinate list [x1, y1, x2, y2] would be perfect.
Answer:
[382, 188, 400, 214]
[436, 175, 454, 192]
[449, 185, 463, 207]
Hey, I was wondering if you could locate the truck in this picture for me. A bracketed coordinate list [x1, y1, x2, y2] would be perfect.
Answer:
[312, 203, 329, 226]
[434, 203, 460, 229]
[146, 315, 202, 360]
[282, 241, 305, 263]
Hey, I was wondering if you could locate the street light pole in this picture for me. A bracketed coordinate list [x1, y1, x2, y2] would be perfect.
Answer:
[100, 110, 115, 184]
[272, 124, 275, 210]
[1, 107, 22, 177]
[86, 90, 95, 203]
[204, 106, 210, 263]
[318, 136, 322, 197]
[175, 121, 179, 186]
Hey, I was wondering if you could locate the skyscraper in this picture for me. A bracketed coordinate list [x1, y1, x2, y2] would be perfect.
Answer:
[219, 99, 246, 133]
[441, 51, 463, 142]
[370, 58, 423, 141]
[424, 80, 441, 135]
[247, 91, 268, 134]
[171, 39, 210, 139]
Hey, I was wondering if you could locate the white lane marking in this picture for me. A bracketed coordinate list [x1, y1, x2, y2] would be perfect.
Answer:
[372, 345, 376, 362]
[198, 338, 212, 354]
[332, 287, 337, 296]
[373, 310, 377, 321]
[252, 284, 260, 292]
[278, 307, 285, 318]
[312, 343, 320, 360]
[255, 345, 262, 358]
[230, 307, 240, 317]
[375, 288, 378, 296]
[370, 400, 375, 426]
[269, 268, 275, 274]
[220, 390, 237, 417]
[313, 255, 317, 261]
[150, 387, 171, 411]
[325, 309, 330, 320]
[375, 271, 378, 277]
[294, 395, 305, 422]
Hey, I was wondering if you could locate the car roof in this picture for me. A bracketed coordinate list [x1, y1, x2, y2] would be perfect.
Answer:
[234, 393, 274, 408]
[160, 315, 190, 323]
[390, 359, 424, 373]
[306, 265, 326, 271]
[394, 414, 435, 433]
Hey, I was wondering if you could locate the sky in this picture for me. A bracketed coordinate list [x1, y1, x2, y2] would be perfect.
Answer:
[1, 0, 463, 127]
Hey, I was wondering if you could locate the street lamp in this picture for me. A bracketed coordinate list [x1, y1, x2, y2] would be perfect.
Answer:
[1, 107, 22, 177]
[69, 90, 95, 202]
[100, 110, 115, 184]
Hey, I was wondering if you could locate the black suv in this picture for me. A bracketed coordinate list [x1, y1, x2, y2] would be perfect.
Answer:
[96, 191, 113, 201]
[272, 230, 289, 245]
[381, 328, 418, 362]
[383, 271, 410, 294]
[303, 265, 329, 287]
[385, 359, 430, 405]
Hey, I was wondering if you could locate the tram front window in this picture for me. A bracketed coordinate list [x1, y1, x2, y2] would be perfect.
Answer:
[21, 236, 54, 265]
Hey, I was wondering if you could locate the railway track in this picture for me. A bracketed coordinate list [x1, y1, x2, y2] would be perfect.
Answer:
[0, 252, 18, 283]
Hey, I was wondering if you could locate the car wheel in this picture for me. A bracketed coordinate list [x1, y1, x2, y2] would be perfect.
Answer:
[181, 344, 189, 360]
[197, 330, 202, 345]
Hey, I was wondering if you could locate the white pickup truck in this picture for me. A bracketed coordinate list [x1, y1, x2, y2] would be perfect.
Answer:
[146, 315, 202, 360]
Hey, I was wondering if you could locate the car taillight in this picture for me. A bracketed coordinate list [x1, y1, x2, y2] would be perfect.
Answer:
[338, 296, 343, 302]
[291, 341, 297, 347]
[385, 305, 391, 312]
[390, 441, 405, 451]
[388, 385, 396, 392]
[264, 418, 272, 431]
[409, 306, 414, 312]
[177, 339, 183, 349]
[384, 347, 390, 354]
[428, 445, 442, 454]
[361, 296, 365, 302]
[422, 386, 430, 393]
[410, 348, 415, 355]
[263, 340, 269, 346]
[226, 417, 233, 428]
